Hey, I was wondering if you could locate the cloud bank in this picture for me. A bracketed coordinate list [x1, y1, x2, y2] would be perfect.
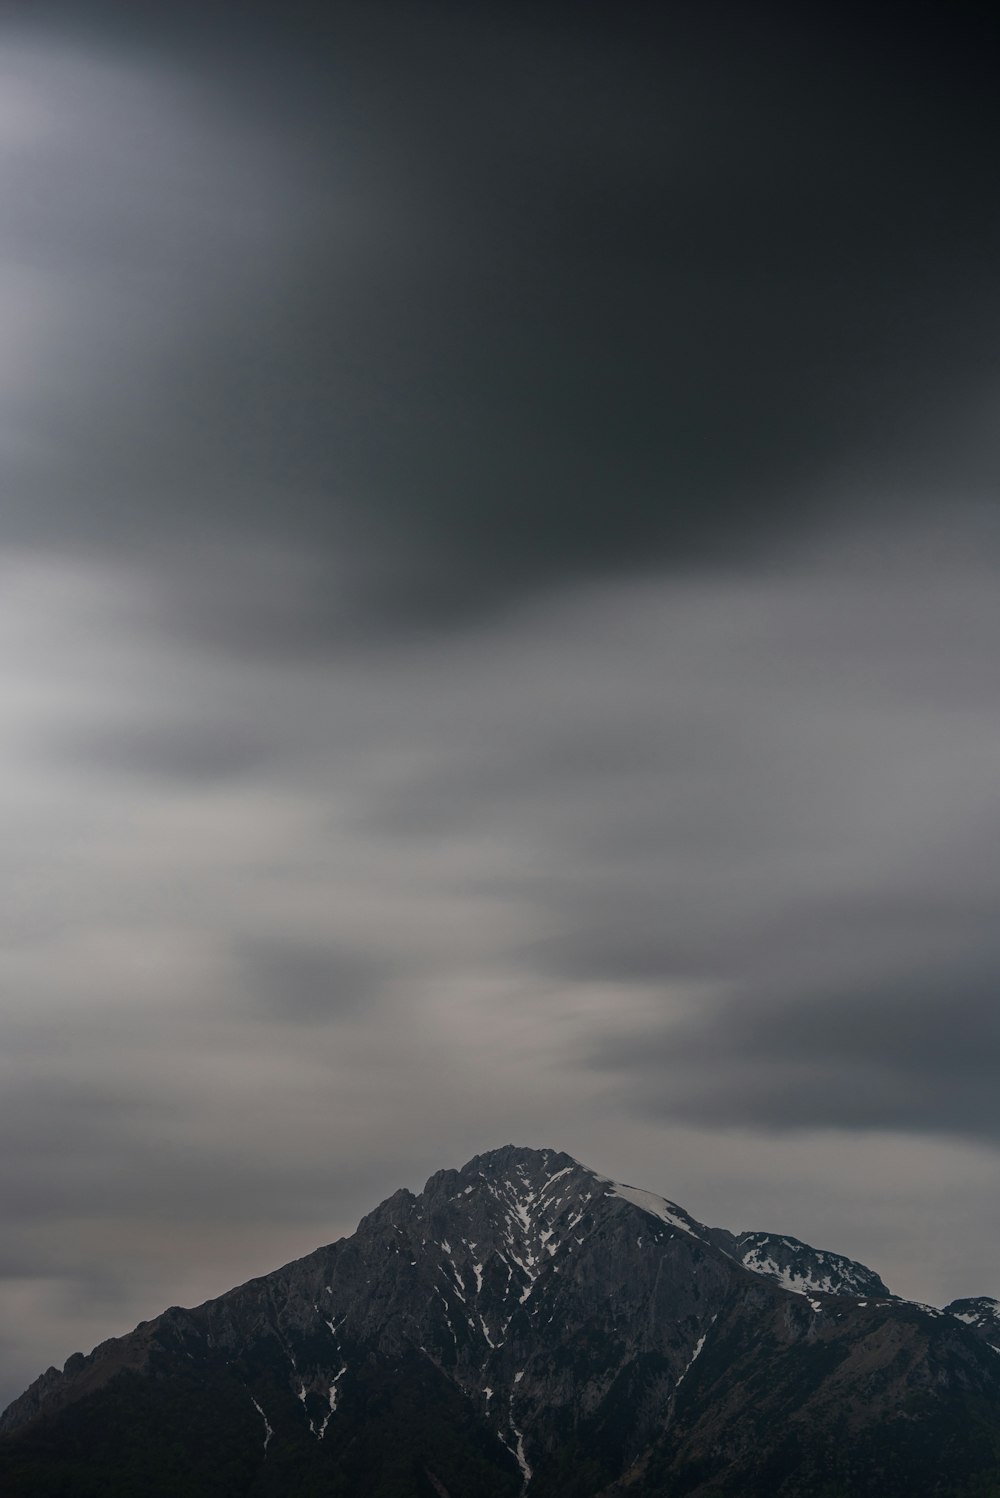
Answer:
[0, 0, 998, 1408]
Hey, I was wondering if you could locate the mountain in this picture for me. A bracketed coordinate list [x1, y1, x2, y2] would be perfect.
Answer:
[945, 1297, 1000, 1349]
[2, 1144, 999, 1497]
[725, 1230, 894, 1299]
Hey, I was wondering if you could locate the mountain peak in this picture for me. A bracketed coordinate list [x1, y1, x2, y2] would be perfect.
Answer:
[3, 1144, 1000, 1497]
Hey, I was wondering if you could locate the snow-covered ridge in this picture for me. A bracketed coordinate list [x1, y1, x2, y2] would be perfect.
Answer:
[468, 1153, 713, 1255]
[385, 1147, 909, 1336]
[947, 1296, 1000, 1323]
[734, 1231, 892, 1299]
[945, 1296, 1000, 1352]
[604, 1181, 709, 1243]
[485, 1152, 894, 1304]
[564, 1152, 895, 1301]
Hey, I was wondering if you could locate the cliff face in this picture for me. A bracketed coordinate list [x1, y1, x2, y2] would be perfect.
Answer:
[2, 1145, 999, 1497]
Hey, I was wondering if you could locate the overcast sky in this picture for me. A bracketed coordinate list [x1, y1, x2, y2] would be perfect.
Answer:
[2, 0, 999, 1409]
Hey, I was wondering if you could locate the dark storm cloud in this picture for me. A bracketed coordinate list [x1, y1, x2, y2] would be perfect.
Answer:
[589, 924, 1000, 1140]
[4, 2, 1000, 645]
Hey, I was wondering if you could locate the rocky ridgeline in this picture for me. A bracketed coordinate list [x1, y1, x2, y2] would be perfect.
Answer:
[2, 1145, 999, 1497]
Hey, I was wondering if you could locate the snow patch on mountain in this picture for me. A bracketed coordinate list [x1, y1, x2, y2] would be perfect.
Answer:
[605, 1182, 706, 1240]
[249, 1396, 272, 1455]
[734, 1232, 892, 1299]
[944, 1296, 1000, 1341]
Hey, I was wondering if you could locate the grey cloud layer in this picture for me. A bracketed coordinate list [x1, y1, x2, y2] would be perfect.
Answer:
[1, 0, 999, 1414]
[1, 516, 1000, 1406]
[4, 4, 1000, 637]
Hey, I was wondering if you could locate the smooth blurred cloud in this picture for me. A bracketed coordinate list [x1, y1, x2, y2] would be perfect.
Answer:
[1, 519, 998, 1305]
[1, 0, 999, 1418]
[2, 5, 999, 634]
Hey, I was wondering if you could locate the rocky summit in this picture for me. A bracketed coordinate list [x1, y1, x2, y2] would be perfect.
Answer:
[2, 1144, 1000, 1497]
